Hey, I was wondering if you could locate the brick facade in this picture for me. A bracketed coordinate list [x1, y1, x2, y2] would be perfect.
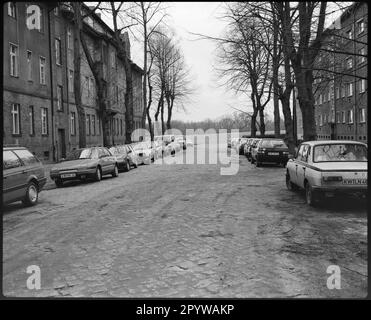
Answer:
[3, 2, 144, 162]
[314, 2, 368, 143]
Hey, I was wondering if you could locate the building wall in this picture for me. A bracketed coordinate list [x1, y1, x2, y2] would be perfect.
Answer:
[3, 2, 53, 161]
[314, 2, 368, 143]
[3, 2, 144, 162]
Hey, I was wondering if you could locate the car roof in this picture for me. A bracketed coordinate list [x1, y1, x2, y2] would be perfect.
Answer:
[301, 140, 367, 146]
[3, 146, 28, 151]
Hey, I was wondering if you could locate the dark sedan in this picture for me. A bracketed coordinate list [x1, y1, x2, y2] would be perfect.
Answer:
[109, 145, 132, 172]
[252, 139, 289, 167]
[50, 147, 119, 187]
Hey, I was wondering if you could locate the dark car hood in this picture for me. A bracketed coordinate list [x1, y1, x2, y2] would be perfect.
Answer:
[51, 159, 97, 171]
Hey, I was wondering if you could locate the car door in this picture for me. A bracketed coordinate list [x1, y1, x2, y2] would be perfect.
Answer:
[104, 148, 116, 171]
[13, 149, 44, 182]
[3, 150, 26, 203]
[295, 144, 310, 188]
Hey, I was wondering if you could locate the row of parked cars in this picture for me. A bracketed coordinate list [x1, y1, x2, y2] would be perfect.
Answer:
[231, 136, 368, 207]
[3, 135, 191, 207]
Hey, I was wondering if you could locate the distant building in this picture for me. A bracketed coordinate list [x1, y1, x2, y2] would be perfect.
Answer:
[313, 2, 367, 143]
[3, 2, 144, 162]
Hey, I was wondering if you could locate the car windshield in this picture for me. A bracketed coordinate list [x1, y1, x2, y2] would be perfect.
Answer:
[260, 140, 288, 148]
[313, 144, 367, 162]
[66, 148, 92, 160]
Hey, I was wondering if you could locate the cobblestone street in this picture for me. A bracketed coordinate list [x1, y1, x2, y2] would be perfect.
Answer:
[3, 142, 367, 298]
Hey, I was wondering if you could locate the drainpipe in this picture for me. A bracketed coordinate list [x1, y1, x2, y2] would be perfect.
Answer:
[47, 8, 56, 162]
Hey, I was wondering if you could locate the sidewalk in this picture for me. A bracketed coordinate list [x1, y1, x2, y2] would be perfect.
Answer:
[42, 162, 57, 191]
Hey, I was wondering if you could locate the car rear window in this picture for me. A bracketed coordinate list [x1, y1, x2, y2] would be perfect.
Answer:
[313, 144, 368, 162]
[3, 150, 23, 169]
[12, 149, 39, 166]
[66, 148, 92, 160]
[260, 140, 287, 148]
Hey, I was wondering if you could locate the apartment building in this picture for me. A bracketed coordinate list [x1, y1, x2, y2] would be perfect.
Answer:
[3, 2, 144, 162]
[314, 2, 367, 143]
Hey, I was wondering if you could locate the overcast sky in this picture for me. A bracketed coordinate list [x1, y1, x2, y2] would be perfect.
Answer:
[98, 2, 347, 123]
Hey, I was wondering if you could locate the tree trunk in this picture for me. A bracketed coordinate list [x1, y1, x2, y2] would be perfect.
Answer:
[258, 106, 265, 137]
[165, 95, 172, 130]
[160, 99, 165, 135]
[147, 80, 154, 141]
[296, 71, 317, 141]
[72, 4, 86, 148]
[141, 22, 148, 128]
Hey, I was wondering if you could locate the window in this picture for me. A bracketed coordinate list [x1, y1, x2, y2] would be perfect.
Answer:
[342, 111, 346, 123]
[359, 79, 366, 93]
[91, 115, 96, 135]
[359, 108, 366, 123]
[85, 76, 92, 97]
[357, 19, 365, 34]
[11, 103, 20, 135]
[54, 6, 59, 16]
[327, 88, 331, 102]
[55, 38, 62, 65]
[13, 149, 39, 165]
[319, 94, 323, 105]
[41, 107, 48, 135]
[68, 70, 74, 92]
[120, 119, 123, 136]
[346, 83, 353, 97]
[29, 106, 34, 135]
[10, 43, 18, 77]
[97, 116, 101, 135]
[86, 114, 91, 136]
[3, 151, 22, 170]
[348, 109, 354, 124]
[7, 2, 16, 18]
[57, 85, 63, 111]
[67, 28, 73, 49]
[116, 85, 119, 103]
[336, 112, 340, 123]
[346, 57, 353, 69]
[335, 87, 340, 99]
[70, 112, 76, 135]
[330, 109, 335, 123]
[111, 51, 116, 68]
[319, 114, 323, 126]
[116, 118, 119, 136]
[358, 48, 366, 64]
[39, 56, 46, 84]
[27, 50, 32, 81]
[341, 85, 345, 98]
[39, 7, 45, 33]
[347, 29, 352, 40]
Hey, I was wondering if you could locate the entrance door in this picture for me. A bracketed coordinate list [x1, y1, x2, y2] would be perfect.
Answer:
[57, 129, 66, 160]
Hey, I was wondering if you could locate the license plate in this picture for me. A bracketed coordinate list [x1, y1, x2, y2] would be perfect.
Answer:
[61, 173, 76, 178]
[268, 152, 279, 155]
[342, 179, 367, 185]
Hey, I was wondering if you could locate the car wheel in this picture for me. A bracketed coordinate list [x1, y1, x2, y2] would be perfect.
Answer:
[22, 182, 38, 206]
[255, 160, 260, 167]
[305, 182, 319, 206]
[134, 161, 138, 168]
[286, 173, 297, 191]
[95, 167, 102, 181]
[126, 161, 131, 172]
[55, 179, 63, 188]
[112, 165, 119, 177]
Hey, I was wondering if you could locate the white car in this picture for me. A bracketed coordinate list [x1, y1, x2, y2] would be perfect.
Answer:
[285, 140, 367, 206]
[133, 142, 155, 165]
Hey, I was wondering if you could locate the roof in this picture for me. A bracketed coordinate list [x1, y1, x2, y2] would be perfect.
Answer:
[131, 61, 144, 75]
[301, 140, 368, 146]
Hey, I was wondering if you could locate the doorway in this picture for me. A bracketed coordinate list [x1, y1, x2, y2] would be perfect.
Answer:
[57, 129, 66, 160]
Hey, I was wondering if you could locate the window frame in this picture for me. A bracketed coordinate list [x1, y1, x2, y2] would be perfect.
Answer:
[29, 105, 35, 136]
[70, 112, 76, 136]
[11, 103, 21, 135]
[41, 107, 48, 135]
[39, 56, 46, 85]
[7, 2, 16, 18]
[9, 42, 19, 77]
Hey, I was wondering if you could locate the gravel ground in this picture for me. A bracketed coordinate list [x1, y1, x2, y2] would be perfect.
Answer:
[2, 140, 367, 298]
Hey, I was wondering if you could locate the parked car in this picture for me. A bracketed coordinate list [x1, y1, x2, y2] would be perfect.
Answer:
[3, 147, 47, 206]
[252, 138, 290, 167]
[243, 138, 253, 158]
[238, 138, 249, 155]
[50, 147, 119, 187]
[109, 145, 132, 172]
[286, 140, 368, 206]
[175, 136, 187, 150]
[249, 139, 262, 163]
[125, 144, 139, 168]
[186, 137, 194, 147]
[132, 141, 156, 165]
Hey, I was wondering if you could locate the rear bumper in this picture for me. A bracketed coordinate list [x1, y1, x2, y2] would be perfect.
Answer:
[256, 154, 288, 163]
[312, 185, 367, 197]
